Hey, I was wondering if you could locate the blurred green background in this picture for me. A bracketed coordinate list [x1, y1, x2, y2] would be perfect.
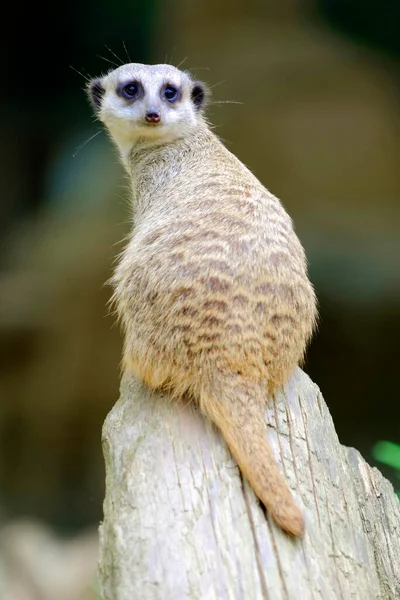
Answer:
[0, 0, 399, 596]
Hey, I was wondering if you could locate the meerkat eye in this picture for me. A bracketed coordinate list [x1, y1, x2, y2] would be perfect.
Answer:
[121, 81, 139, 99]
[163, 85, 179, 102]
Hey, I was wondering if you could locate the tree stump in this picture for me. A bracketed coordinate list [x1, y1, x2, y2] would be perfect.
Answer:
[98, 368, 400, 599]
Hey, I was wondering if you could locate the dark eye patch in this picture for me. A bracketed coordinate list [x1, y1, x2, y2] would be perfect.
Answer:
[162, 84, 181, 103]
[117, 80, 143, 101]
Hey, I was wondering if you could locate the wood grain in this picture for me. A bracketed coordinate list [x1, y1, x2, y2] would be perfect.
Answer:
[99, 369, 400, 599]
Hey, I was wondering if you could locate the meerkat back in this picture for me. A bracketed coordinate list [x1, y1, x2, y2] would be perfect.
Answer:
[87, 63, 317, 536]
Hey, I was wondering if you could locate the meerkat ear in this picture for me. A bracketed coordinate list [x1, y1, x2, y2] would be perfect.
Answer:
[87, 78, 105, 111]
[191, 81, 209, 111]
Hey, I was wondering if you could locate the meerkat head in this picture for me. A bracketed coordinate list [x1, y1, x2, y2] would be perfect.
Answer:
[87, 63, 209, 165]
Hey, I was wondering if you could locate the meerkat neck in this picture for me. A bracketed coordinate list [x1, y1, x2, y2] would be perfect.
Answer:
[130, 123, 211, 164]
[115, 121, 211, 174]
[126, 125, 218, 217]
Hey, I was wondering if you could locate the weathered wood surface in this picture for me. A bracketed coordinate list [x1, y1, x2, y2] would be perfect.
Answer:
[98, 369, 400, 600]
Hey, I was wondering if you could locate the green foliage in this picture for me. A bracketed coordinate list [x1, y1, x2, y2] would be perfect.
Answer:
[372, 440, 400, 497]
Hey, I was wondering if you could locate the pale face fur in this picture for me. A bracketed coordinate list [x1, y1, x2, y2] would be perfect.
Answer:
[88, 63, 207, 167]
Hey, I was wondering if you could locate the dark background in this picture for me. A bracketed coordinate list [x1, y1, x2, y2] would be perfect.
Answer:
[0, 0, 399, 592]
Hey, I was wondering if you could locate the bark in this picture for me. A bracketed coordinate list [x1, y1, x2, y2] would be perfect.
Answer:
[98, 368, 400, 600]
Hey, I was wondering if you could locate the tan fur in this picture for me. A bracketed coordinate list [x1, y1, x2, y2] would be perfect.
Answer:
[88, 63, 317, 536]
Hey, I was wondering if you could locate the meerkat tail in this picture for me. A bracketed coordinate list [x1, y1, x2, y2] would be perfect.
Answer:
[200, 377, 304, 537]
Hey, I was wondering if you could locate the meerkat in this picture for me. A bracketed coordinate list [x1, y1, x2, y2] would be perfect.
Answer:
[87, 63, 317, 537]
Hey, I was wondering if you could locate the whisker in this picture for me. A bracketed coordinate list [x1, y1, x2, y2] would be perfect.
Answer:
[212, 100, 243, 105]
[72, 130, 102, 158]
[70, 65, 91, 83]
[104, 44, 124, 65]
[122, 40, 131, 62]
[209, 80, 226, 89]
[96, 54, 119, 68]
[176, 56, 188, 69]
[165, 47, 177, 65]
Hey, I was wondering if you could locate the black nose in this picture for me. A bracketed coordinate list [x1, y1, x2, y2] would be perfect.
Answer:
[145, 110, 161, 123]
